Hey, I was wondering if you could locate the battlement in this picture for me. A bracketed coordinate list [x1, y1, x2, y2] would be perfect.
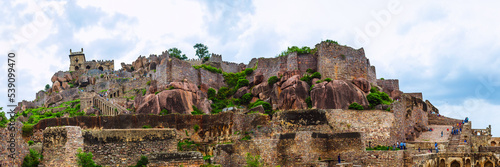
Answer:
[94, 60, 114, 63]
[69, 48, 84, 55]
[209, 53, 222, 62]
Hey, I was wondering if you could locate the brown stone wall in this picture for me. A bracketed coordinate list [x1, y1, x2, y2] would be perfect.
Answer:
[169, 58, 199, 85]
[316, 41, 370, 81]
[297, 54, 317, 74]
[148, 152, 204, 167]
[427, 114, 462, 125]
[221, 61, 242, 73]
[367, 66, 377, 84]
[405, 93, 423, 99]
[254, 56, 286, 81]
[360, 150, 404, 167]
[0, 122, 29, 166]
[82, 129, 177, 166]
[392, 95, 429, 142]
[213, 131, 364, 167]
[200, 68, 226, 89]
[325, 109, 396, 147]
[41, 126, 83, 167]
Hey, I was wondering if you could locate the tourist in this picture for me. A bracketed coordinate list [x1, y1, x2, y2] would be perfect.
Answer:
[434, 142, 437, 149]
[441, 131, 443, 137]
[460, 128, 462, 132]
[464, 139, 467, 144]
[418, 147, 420, 152]
[338, 154, 341, 164]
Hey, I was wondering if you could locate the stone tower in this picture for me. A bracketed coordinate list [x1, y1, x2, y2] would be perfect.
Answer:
[69, 48, 86, 71]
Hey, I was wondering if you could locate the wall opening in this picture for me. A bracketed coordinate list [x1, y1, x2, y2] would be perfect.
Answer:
[75, 66, 79, 70]
[439, 159, 445, 167]
[450, 160, 460, 167]
[484, 161, 493, 167]
[98, 66, 104, 71]
[492, 141, 497, 146]
[86, 65, 91, 69]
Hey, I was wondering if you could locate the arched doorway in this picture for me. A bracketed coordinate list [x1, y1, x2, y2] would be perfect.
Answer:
[492, 141, 497, 146]
[98, 66, 104, 71]
[485, 161, 494, 167]
[439, 159, 445, 167]
[465, 159, 471, 167]
[450, 160, 460, 167]
[86, 65, 91, 69]
[75, 66, 79, 70]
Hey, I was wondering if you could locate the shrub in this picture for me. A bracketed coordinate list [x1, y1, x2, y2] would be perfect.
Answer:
[133, 155, 149, 167]
[324, 78, 332, 82]
[207, 88, 216, 99]
[380, 78, 385, 80]
[268, 76, 279, 86]
[0, 111, 8, 128]
[28, 140, 35, 146]
[216, 87, 233, 100]
[142, 125, 152, 129]
[386, 107, 391, 112]
[300, 74, 312, 84]
[160, 109, 169, 115]
[277, 46, 312, 57]
[244, 153, 262, 167]
[177, 139, 196, 151]
[311, 72, 321, 79]
[76, 148, 101, 167]
[142, 88, 147, 96]
[367, 93, 382, 108]
[22, 149, 41, 167]
[193, 64, 222, 74]
[306, 68, 314, 73]
[370, 86, 379, 93]
[241, 135, 252, 141]
[249, 100, 272, 115]
[324, 39, 339, 45]
[316, 80, 322, 84]
[348, 103, 364, 110]
[237, 79, 249, 88]
[244, 68, 254, 75]
[306, 97, 312, 108]
[22, 124, 34, 137]
[100, 74, 104, 78]
[241, 93, 252, 104]
[191, 105, 205, 115]
[193, 124, 200, 132]
[223, 72, 246, 88]
[146, 80, 151, 85]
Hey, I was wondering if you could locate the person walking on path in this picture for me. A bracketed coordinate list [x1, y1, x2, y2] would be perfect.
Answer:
[338, 154, 341, 164]
[441, 131, 443, 137]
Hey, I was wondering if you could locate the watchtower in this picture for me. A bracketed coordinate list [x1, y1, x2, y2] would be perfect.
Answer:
[69, 48, 86, 71]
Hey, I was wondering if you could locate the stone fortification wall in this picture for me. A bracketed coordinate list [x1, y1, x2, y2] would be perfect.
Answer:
[254, 56, 286, 81]
[325, 109, 396, 147]
[427, 114, 462, 125]
[405, 92, 423, 99]
[186, 58, 202, 66]
[41, 126, 83, 167]
[0, 122, 29, 166]
[213, 131, 364, 167]
[221, 61, 243, 73]
[377, 79, 402, 99]
[148, 152, 204, 167]
[392, 94, 429, 142]
[82, 129, 177, 166]
[360, 150, 404, 167]
[153, 57, 225, 89]
[297, 54, 317, 74]
[316, 41, 373, 82]
[169, 58, 200, 85]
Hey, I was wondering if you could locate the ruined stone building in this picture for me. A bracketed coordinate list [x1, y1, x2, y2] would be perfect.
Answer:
[69, 48, 114, 71]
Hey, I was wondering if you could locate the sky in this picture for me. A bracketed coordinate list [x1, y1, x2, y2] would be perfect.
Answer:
[0, 0, 499, 136]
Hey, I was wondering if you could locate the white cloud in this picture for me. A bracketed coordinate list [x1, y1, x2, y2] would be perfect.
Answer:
[438, 99, 500, 136]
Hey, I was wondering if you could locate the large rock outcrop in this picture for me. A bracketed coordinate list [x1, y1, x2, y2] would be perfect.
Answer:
[352, 78, 370, 93]
[136, 82, 211, 114]
[277, 75, 309, 110]
[310, 80, 369, 109]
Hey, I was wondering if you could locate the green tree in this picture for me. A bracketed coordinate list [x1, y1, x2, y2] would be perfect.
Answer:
[244, 153, 262, 167]
[76, 148, 101, 167]
[168, 47, 188, 60]
[193, 43, 210, 59]
[45, 84, 50, 91]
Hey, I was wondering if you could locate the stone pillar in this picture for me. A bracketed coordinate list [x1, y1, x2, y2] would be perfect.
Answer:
[42, 126, 83, 166]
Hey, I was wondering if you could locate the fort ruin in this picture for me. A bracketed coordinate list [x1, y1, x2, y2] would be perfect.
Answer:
[2, 40, 499, 167]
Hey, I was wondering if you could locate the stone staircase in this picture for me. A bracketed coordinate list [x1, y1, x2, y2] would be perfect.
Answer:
[447, 134, 461, 152]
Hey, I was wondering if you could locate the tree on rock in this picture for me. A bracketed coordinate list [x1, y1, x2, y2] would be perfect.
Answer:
[168, 47, 187, 60]
[193, 43, 210, 60]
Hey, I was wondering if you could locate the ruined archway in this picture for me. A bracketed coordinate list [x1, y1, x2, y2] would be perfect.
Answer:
[75, 66, 79, 70]
[439, 159, 445, 167]
[492, 141, 497, 146]
[484, 161, 494, 167]
[450, 160, 460, 167]
[98, 66, 104, 71]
